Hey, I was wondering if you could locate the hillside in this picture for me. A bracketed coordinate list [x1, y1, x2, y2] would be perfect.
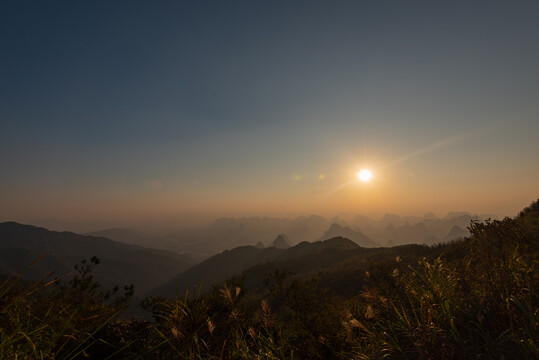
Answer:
[240, 239, 437, 294]
[0, 222, 196, 294]
[152, 237, 365, 298]
[151, 245, 284, 297]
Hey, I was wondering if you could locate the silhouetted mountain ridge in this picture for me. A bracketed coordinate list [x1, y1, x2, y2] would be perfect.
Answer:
[86, 228, 149, 247]
[321, 223, 377, 247]
[0, 222, 195, 294]
[271, 234, 291, 249]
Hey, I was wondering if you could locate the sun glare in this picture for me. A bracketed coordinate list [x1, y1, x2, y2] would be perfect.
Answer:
[358, 169, 373, 182]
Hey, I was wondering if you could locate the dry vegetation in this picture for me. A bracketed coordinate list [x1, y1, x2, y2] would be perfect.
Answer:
[1, 201, 538, 359]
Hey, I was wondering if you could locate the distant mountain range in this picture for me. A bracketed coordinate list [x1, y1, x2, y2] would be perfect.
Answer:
[0, 210, 481, 300]
[351, 213, 479, 246]
[22, 212, 485, 261]
[144, 213, 480, 297]
[159, 213, 478, 257]
[0, 222, 195, 295]
[147, 215, 331, 258]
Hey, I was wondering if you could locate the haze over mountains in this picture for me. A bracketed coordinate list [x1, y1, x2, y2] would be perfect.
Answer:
[0, 210, 484, 302]
[80, 211, 484, 259]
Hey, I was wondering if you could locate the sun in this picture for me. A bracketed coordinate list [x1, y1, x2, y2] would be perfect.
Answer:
[358, 169, 373, 182]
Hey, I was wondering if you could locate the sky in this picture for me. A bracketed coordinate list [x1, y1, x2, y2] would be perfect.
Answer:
[1, 0, 538, 228]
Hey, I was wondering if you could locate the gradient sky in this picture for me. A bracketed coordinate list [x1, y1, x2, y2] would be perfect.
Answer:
[1, 1, 538, 226]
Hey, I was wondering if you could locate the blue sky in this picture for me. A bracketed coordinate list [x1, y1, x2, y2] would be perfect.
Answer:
[1, 1, 538, 224]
